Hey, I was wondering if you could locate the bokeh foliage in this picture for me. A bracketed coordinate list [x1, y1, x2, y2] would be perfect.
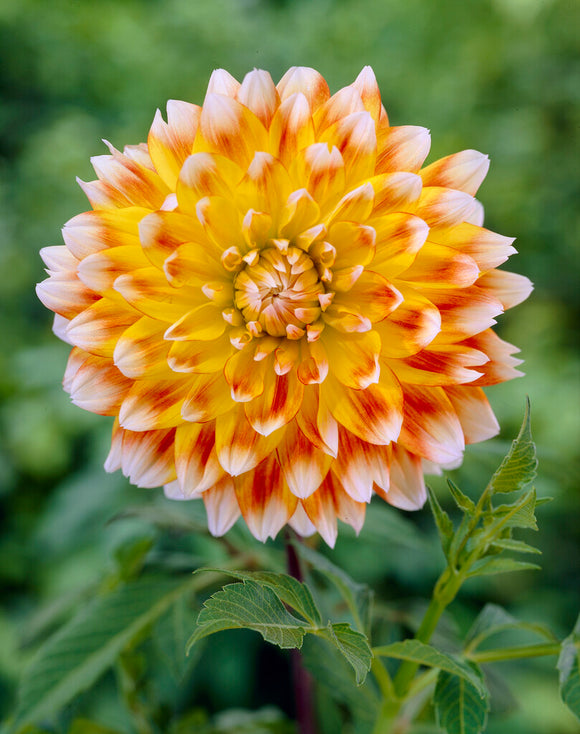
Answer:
[0, 0, 578, 732]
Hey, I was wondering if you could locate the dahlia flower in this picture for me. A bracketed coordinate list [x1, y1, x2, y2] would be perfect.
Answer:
[37, 67, 532, 546]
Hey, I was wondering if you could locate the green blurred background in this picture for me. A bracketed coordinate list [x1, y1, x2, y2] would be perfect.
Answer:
[0, 0, 579, 732]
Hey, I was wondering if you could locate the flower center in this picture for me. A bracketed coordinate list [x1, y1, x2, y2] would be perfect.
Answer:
[233, 246, 325, 338]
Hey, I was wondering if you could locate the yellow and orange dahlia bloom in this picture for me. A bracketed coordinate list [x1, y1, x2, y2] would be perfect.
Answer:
[37, 67, 532, 546]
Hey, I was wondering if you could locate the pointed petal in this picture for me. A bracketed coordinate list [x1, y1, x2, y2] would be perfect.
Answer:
[203, 475, 241, 536]
[77, 245, 150, 294]
[371, 213, 429, 278]
[167, 333, 232, 374]
[224, 346, 268, 402]
[147, 101, 201, 188]
[234, 455, 297, 541]
[66, 297, 138, 357]
[375, 285, 441, 357]
[289, 503, 317, 537]
[114, 316, 171, 378]
[269, 93, 316, 168]
[237, 69, 280, 127]
[290, 142, 346, 211]
[350, 66, 382, 122]
[330, 222, 376, 269]
[195, 93, 268, 168]
[464, 329, 524, 386]
[114, 267, 202, 322]
[295, 384, 338, 458]
[175, 420, 225, 495]
[119, 377, 190, 430]
[164, 303, 227, 341]
[428, 223, 516, 271]
[324, 182, 374, 225]
[368, 172, 423, 216]
[206, 69, 240, 97]
[319, 110, 377, 185]
[398, 243, 480, 287]
[398, 385, 465, 464]
[235, 152, 293, 226]
[377, 126, 431, 173]
[445, 386, 500, 444]
[314, 86, 365, 134]
[181, 371, 234, 422]
[322, 330, 381, 389]
[389, 343, 488, 386]
[177, 152, 243, 213]
[119, 427, 177, 488]
[276, 420, 332, 499]
[65, 349, 131, 415]
[381, 445, 426, 510]
[476, 269, 533, 309]
[415, 186, 478, 228]
[138, 210, 207, 269]
[215, 404, 285, 476]
[321, 370, 403, 445]
[63, 208, 148, 259]
[422, 285, 503, 343]
[36, 276, 99, 321]
[334, 271, 403, 322]
[420, 150, 489, 196]
[334, 429, 376, 502]
[245, 368, 304, 435]
[277, 67, 330, 111]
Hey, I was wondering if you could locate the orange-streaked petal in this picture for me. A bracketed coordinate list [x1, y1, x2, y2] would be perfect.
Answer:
[349, 66, 382, 123]
[321, 370, 403, 446]
[334, 429, 376, 502]
[330, 222, 376, 269]
[375, 285, 441, 358]
[118, 426, 177, 488]
[368, 172, 423, 216]
[428, 223, 516, 272]
[167, 333, 232, 374]
[290, 142, 346, 212]
[423, 285, 504, 343]
[296, 384, 338, 458]
[36, 275, 100, 321]
[224, 346, 268, 402]
[398, 243, 480, 287]
[371, 212, 429, 278]
[174, 420, 225, 495]
[114, 316, 171, 378]
[65, 349, 131, 416]
[335, 270, 403, 322]
[464, 329, 524, 386]
[181, 371, 235, 422]
[276, 420, 332, 499]
[277, 67, 330, 111]
[138, 210, 208, 269]
[77, 245, 151, 294]
[379, 445, 426, 510]
[114, 267, 203, 322]
[62, 209, 147, 259]
[389, 343, 488, 386]
[177, 152, 243, 213]
[476, 269, 533, 309]
[235, 152, 293, 226]
[66, 298, 138, 357]
[269, 93, 316, 168]
[215, 405, 285, 476]
[445, 385, 500, 444]
[322, 330, 380, 389]
[118, 377, 190, 431]
[376, 126, 431, 173]
[398, 385, 465, 464]
[237, 69, 280, 128]
[245, 368, 304, 435]
[415, 186, 478, 228]
[147, 101, 201, 189]
[319, 110, 377, 185]
[164, 303, 227, 342]
[234, 454, 297, 541]
[420, 150, 489, 196]
[194, 93, 269, 168]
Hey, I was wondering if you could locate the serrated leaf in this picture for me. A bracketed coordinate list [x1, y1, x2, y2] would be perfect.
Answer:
[10, 577, 194, 733]
[373, 640, 487, 697]
[490, 538, 541, 555]
[325, 622, 373, 685]
[489, 488, 538, 532]
[292, 541, 371, 632]
[447, 479, 476, 514]
[489, 398, 537, 494]
[195, 568, 322, 626]
[467, 557, 540, 578]
[187, 580, 307, 652]
[428, 486, 454, 557]
[558, 615, 580, 720]
[434, 669, 490, 734]
[465, 603, 556, 650]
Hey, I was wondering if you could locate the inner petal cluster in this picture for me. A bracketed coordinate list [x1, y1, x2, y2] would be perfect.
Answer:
[233, 246, 324, 338]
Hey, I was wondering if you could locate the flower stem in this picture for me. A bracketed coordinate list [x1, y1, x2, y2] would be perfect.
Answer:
[467, 642, 561, 664]
[285, 531, 317, 734]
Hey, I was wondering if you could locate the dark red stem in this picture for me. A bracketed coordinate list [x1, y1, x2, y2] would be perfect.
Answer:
[285, 530, 317, 734]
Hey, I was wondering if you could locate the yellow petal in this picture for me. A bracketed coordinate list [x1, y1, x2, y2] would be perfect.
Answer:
[196, 195, 244, 252]
[415, 186, 478, 228]
[319, 110, 377, 185]
[181, 371, 235, 422]
[321, 371, 403, 445]
[215, 404, 285, 476]
[138, 210, 208, 269]
[114, 316, 171, 378]
[224, 346, 268, 402]
[314, 86, 365, 134]
[163, 243, 225, 288]
[376, 126, 431, 173]
[114, 267, 204, 322]
[330, 222, 376, 269]
[368, 172, 423, 216]
[371, 213, 429, 278]
[324, 182, 374, 225]
[164, 303, 227, 341]
[290, 142, 346, 212]
[147, 101, 201, 189]
[276, 67, 330, 111]
[167, 333, 232, 374]
[322, 330, 381, 389]
[269, 93, 316, 168]
[398, 243, 480, 287]
[349, 66, 382, 123]
[245, 367, 304, 435]
[421, 285, 503, 343]
[276, 420, 332, 499]
[235, 152, 293, 226]
[279, 188, 320, 240]
[420, 150, 489, 196]
[66, 297, 138, 357]
[195, 93, 269, 168]
[119, 377, 191, 431]
[375, 285, 441, 358]
[77, 245, 150, 295]
[237, 69, 280, 128]
[388, 343, 488, 386]
[428, 223, 516, 271]
[334, 271, 403, 322]
[176, 152, 243, 213]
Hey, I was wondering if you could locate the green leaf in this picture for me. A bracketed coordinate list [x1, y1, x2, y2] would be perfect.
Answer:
[373, 640, 487, 697]
[10, 577, 195, 733]
[195, 568, 322, 626]
[325, 622, 373, 685]
[465, 603, 556, 650]
[466, 557, 540, 578]
[489, 537, 541, 554]
[301, 635, 379, 722]
[292, 541, 372, 632]
[187, 580, 307, 652]
[447, 479, 476, 514]
[558, 615, 580, 720]
[428, 486, 454, 557]
[434, 669, 490, 734]
[69, 720, 124, 734]
[488, 488, 538, 532]
[489, 398, 537, 494]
